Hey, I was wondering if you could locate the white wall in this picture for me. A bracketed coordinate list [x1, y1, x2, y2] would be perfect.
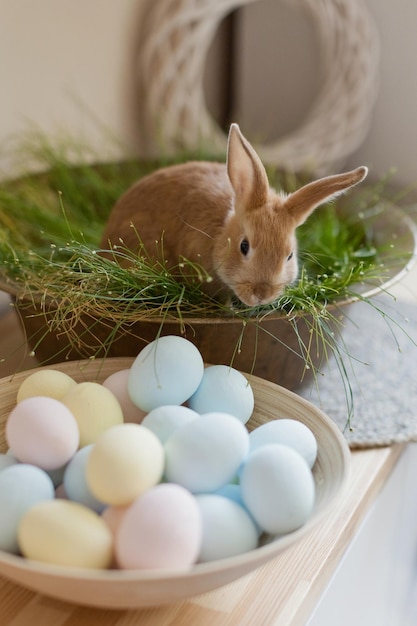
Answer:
[346, 0, 417, 188]
[234, 0, 417, 188]
[1, 0, 417, 188]
[0, 0, 148, 178]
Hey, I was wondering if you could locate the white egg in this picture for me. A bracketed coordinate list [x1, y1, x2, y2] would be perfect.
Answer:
[240, 444, 315, 535]
[141, 405, 199, 443]
[249, 419, 318, 468]
[128, 336, 204, 412]
[188, 365, 254, 424]
[164, 412, 249, 493]
[196, 494, 258, 562]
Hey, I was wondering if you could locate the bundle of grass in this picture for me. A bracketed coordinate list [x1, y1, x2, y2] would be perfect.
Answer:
[0, 137, 416, 422]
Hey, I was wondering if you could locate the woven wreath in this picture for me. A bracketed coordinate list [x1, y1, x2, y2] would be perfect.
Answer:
[137, 0, 380, 173]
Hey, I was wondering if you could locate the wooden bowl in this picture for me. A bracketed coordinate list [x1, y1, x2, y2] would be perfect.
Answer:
[10, 203, 417, 391]
[0, 357, 349, 609]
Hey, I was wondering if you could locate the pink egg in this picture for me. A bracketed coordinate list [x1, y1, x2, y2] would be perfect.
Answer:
[101, 505, 129, 538]
[102, 370, 146, 424]
[6, 397, 79, 471]
[115, 483, 202, 570]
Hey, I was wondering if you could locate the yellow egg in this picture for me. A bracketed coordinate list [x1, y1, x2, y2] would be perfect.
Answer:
[18, 499, 113, 569]
[17, 369, 77, 403]
[86, 423, 165, 506]
[62, 382, 123, 447]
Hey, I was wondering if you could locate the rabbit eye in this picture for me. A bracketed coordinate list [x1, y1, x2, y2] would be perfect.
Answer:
[240, 238, 250, 256]
[287, 251, 294, 261]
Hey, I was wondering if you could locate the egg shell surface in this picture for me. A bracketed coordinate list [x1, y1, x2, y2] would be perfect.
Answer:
[249, 419, 318, 468]
[188, 365, 254, 424]
[164, 412, 249, 493]
[64, 445, 106, 513]
[240, 444, 315, 535]
[101, 505, 129, 538]
[0, 464, 55, 553]
[141, 405, 199, 443]
[102, 369, 146, 424]
[6, 396, 80, 470]
[18, 499, 113, 569]
[195, 494, 258, 562]
[63, 382, 124, 447]
[128, 336, 204, 412]
[0, 453, 17, 471]
[46, 464, 68, 488]
[116, 483, 202, 570]
[86, 423, 165, 506]
[17, 369, 77, 403]
[215, 483, 262, 536]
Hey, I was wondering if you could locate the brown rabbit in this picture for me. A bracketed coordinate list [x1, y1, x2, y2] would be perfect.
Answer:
[101, 124, 368, 307]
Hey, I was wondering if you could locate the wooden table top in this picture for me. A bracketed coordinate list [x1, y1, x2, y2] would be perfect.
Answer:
[0, 307, 405, 626]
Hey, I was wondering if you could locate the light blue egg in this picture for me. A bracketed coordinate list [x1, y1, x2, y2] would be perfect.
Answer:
[196, 494, 258, 562]
[215, 483, 262, 536]
[128, 336, 204, 412]
[0, 453, 18, 471]
[142, 405, 199, 443]
[240, 444, 315, 535]
[0, 464, 55, 553]
[164, 412, 249, 493]
[63, 445, 106, 513]
[249, 419, 318, 468]
[188, 365, 254, 424]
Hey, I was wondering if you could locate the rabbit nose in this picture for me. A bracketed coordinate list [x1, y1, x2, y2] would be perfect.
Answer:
[250, 283, 277, 306]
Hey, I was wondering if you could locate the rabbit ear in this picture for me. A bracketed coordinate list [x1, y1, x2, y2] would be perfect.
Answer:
[226, 123, 269, 211]
[285, 166, 368, 225]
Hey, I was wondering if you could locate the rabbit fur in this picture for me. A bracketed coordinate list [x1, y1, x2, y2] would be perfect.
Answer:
[101, 124, 368, 307]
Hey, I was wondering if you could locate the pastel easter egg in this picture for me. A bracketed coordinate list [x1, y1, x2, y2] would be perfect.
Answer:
[164, 412, 249, 493]
[128, 336, 204, 412]
[240, 444, 315, 535]
[17, 369, 77, 403]
[101, 505, 129, 538]
[141, 405, 199, 443]
[0, 464, 55, 553]
[0, 453, 17, 471]
[102, 369, 146, 423]
[63, 382, 123, 447]
[249, 419, 318, 468]
[188, 365, 254, 424]
[116, 483, 202, 570]
[86, 423, 164, 506]
[195, 494, 258, 562]
[6, 396, 79, 470]
[18, 499, 113, 569]
[63, 445, 106, 513]
[215, 483, 262, 535]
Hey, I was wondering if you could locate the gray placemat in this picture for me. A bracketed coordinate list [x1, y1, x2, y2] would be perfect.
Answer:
[297, 295, 417, 448]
